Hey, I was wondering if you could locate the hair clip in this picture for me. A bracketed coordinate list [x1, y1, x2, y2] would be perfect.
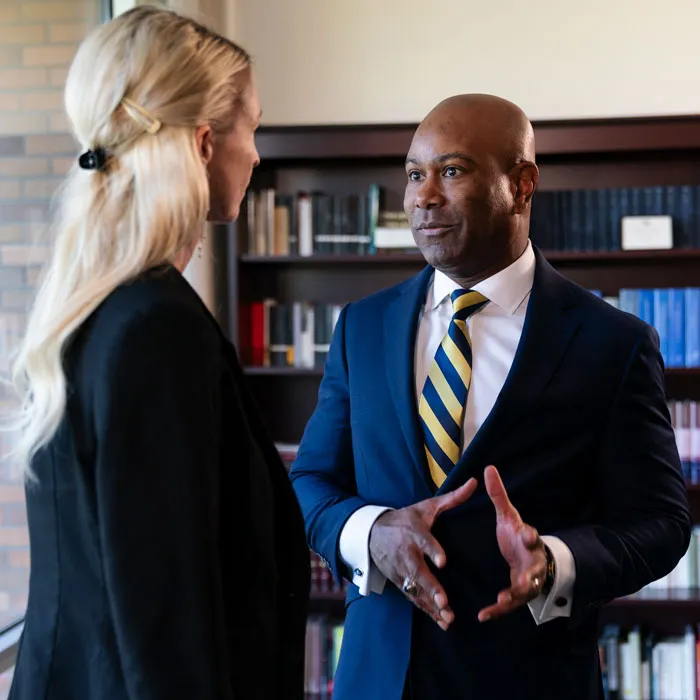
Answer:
[121, 97, 161, 135]
[78, 147, 107, 171]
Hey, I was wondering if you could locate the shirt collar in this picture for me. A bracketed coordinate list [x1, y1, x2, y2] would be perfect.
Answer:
[429, 239, 535, 315]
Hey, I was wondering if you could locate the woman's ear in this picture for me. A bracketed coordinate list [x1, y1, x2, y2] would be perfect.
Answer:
[195, 124, 214, 165]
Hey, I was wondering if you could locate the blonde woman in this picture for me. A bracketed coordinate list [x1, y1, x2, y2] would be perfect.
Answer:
[7, 7, 309, 700]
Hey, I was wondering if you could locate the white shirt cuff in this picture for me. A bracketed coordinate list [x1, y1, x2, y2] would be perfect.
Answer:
[527, 535, 576, 625]
[338, 505, 393, 596]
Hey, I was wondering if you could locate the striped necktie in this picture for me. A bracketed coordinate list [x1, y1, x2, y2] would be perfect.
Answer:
[419, 289, 489, 488]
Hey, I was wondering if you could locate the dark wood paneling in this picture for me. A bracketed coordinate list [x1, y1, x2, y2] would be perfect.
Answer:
[255, 124, 415, 161]
[600, 588, 700, 636]
[238, 249, 700, 302]
[665, 370, 700, 400]
[537, 154, 700, 191]
[256, 116, 700, 162]
[274, 165, 407, 210]
[238, 260, 425, 304]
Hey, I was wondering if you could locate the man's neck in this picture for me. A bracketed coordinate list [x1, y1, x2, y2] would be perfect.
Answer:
[443, 239, 529, 289]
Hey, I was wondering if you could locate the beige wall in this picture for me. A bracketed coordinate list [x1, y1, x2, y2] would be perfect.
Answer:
[234, 0, 700, 126]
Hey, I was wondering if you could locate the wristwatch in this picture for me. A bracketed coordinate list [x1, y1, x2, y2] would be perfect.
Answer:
[541, 544, 556, 596]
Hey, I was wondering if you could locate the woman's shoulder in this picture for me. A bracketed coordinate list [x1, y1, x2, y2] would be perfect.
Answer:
[74, 265, 219, 365]
[100, 264, 197, 318]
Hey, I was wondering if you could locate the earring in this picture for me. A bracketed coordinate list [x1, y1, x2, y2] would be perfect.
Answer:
[197, 233, 206, 260]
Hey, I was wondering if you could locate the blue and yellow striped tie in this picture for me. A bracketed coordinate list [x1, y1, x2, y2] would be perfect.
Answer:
[419, 289, 489, 488]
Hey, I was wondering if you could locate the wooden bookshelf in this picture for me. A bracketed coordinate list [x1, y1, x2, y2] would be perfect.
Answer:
[240, 249, 700, 266]
[223, 117, 700, 660]
[602, 588, 700, 636]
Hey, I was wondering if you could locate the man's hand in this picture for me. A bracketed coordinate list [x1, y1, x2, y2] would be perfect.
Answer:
[368, 478, 477, 631]
[478, 465, 548, 622]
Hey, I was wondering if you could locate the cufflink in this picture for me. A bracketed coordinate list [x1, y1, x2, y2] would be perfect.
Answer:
[354, 568, 363, 577]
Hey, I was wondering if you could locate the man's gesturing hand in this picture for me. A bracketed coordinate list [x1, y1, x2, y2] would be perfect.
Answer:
[368, 478, 477, 631]
[477, 465, 548, 622]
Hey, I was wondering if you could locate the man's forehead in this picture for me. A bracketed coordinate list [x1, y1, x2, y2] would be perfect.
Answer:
[407, 125, 478, 163]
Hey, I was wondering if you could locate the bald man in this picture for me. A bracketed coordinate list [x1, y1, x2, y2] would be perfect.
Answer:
[290, 94, 690, 700]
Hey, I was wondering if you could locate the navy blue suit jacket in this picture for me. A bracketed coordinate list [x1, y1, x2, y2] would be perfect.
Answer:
[290, 247, 691, 700]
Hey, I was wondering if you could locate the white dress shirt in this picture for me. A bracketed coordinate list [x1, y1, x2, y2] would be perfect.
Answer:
[338, 240, 576, 625]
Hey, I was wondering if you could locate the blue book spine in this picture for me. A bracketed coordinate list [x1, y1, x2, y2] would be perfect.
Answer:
[630, 187, 642, 215]
[691, 402, 700, 484]
[667, 289, 685, 368]
[664, 186, 678, 248]
[619, 289, 639, 317]
[685, 288, 700, 368]
[583, 189, 596, 251]
[679, 185, 693, 249]
[638, 289, 654, 326]
[653, 289, 670, 366]
[608, 189, 621, 250]
[596, 190, 610, 251]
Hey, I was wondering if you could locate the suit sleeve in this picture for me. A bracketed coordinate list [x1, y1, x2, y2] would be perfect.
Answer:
[289, 304, 368, 580]
[93, 301, 233, 700]
[554, 324, 692, 624]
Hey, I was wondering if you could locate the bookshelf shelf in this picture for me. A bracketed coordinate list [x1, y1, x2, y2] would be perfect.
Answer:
[611, 587, 700, 605]
[244, 367, 324, 377]
[602, 588, 700, 635]
[240, 249, 700, 266]
[240, 253, 423, 265]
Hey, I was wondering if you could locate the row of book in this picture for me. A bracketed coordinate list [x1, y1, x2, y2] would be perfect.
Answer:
[306, 620, 700, 699]
[646, 524, 700, 591]
[600, 625, 698, 700]
[305, 615, 344, 697]
[532, 185, 700, 253]
[307, 620, 700, 699]
[242, 184, 700, 257]
[241, 286, 700, 371]
[243, 188, 380, 256]
[588, 288, 700, 369]
[671, 401, 700, 484]
[240, 301, 343, 368]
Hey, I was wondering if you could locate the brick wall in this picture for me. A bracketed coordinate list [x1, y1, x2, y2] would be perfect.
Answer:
[0, 1, 102, 688]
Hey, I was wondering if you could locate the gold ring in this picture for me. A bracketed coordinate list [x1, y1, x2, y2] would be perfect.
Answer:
[402, 578, 419, 596]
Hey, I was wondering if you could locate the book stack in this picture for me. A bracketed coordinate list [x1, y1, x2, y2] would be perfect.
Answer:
[239, 301, 343, 368]
[600, 625, 697, 699]
[589, 288, 700, 368]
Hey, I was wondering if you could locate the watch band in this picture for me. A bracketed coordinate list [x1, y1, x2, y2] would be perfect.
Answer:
[542, 544, 556, 596]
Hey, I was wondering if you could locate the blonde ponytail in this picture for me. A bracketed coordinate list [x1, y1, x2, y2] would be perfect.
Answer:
[7, 6, 251, 478]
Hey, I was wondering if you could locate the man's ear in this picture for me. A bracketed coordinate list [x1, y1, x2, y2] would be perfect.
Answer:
[511, 161, 539, 214]
[195, 124, 214, 165]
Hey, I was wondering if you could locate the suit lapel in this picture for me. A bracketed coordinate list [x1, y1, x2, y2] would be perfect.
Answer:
[384, 265, 435, 497]
[438, 249, 581, 494]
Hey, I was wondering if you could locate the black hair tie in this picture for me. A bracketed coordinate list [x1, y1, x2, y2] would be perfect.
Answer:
[78, 148, 107, 171]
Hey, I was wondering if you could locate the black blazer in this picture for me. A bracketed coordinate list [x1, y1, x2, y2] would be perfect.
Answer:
[291, 247, 691, 700]
[10, 266, 310, 700]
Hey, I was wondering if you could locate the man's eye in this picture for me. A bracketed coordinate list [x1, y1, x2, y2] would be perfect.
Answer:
[408, 171, 421, 181]
[444, 166, 459, 177]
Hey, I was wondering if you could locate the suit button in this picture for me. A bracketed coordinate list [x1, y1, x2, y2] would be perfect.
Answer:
[555, 597, 568, 608]
[354, 568, 363, 578]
